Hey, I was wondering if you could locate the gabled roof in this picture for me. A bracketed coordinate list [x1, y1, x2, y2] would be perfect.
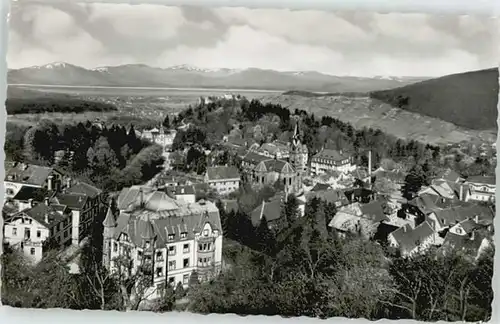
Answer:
[257, 159, 294, 174]
[53, 193, 88, 210]
[12, 186, 49, 202]
[390, 221, 435, 253]
[310, 183, 332, 192]
[5, 163, 57, 186]
[65, 182, 102, 199]
[306, 189, 349, 206]
[242, 151, 269, 166]
[359, 200, 387, 223]
[435, 168, 462, 183]
[466, 175, 496, 186]
[113, 200, 221, 247]
[250, 195, 282, 226]
[312, 149, 351, 162]
[206, 166, 240, 181]
[432, 205, 494, 228]
[13, 203, 70, 229]
[441, 231, 486, 255]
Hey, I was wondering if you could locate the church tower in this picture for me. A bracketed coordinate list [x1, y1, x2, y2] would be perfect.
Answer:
[102, 202, 117, 269]
[289, 119, 308, 193]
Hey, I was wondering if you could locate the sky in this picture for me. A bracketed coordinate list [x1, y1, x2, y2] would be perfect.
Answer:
[7, 2, 499, 77]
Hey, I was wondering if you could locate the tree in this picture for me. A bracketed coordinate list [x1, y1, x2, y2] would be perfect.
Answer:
[162, 115, 170, 129]
[401, 164, 427, 200]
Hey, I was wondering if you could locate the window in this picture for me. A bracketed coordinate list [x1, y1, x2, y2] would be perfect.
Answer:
[30, 248, 35, 255]
[183, 243, 189, 253]
[180, 232, 187, 239]
[24, 228, 31, 240]
[138, 250, 143, 258]
[156, 267, 163, 277]
[203, 229, 209, 237]
[156, 251, 163, 261]
[168, 246, 176, 256]
[145, 241, 151, 249]
[12, 227, 17, 236]
[183, 258, 190, 268]
[113, 243, 118, 252]
[168, 261, 176, 270]
[64, 231, 68, 238]
[168, 234, 175, 241]
[213, 230, 219, 236]
[183, 274, 189, 285]
[168, 277, 175, 286]
[6, 188, 14, 195]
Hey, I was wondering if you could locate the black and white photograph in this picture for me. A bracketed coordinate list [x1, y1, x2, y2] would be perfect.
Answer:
[1, 1, 498, 322]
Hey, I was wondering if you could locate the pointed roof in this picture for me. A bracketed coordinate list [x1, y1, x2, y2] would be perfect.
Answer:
[103, 205, 116, 228]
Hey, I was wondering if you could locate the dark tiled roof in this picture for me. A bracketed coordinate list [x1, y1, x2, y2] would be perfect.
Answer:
[390, 221, 435, 253]
[312, 149, 351, 162]
[103, 206, 117, 227]
[467, 176, 496, 186]
[441, 232, 486, 255]
[12, 186, 49, 202]
[256, 159, 294, 174]
[344, 188, 375, 203]
[113, 201, 222, 248]
[306, 189, 349, 206]
[432, 205, 494, 227]
[206, 166, 240, 181]
[54, 193, 88, 210]
[436, 169, 462, 183]
[17, 203, 70, 229]
[242, 151, 270, 166]
[250, 196, 282, 226]
[311, 183, 332, 192]
[360, 200, 387, 223]
[5, 163, 56, 186]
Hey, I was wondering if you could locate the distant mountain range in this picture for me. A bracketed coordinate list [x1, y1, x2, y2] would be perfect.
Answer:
[7, 62, 429, 93]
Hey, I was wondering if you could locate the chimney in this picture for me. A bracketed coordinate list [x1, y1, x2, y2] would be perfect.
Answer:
[470, 230, 475, 241]
[28, 198, 34, 207]
[403, 226, 407, 233]
[44, 197, 50, 206]
[459, 184, 463, 201]
[474, 214, 479, 224]
[66, 177, 72, 188]
[44, 213, 49, 224]
[47, 175, 54, 191]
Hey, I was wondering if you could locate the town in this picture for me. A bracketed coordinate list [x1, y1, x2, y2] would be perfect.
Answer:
[2, 93, 495, 320]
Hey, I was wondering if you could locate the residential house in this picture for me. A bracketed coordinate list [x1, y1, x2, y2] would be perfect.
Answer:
[387, 221, 437, 257]
[10, 186, 49, 212]
[311, 149, 356, 175]
[434, 168, 463, 184]
[165, 185, 196, 204]
[3, 199, 73, 263]
[439, 230, 492, 261]
[205, 166, 241, 195]
[426, 205, 494, 234]
[306, 189, 349, 208]
[253, 142, 290, 160]
[51, 180, 105, 246]
[4, 162, 64, 198]
[464, 175, 495, 202]
[328, 201, 388, 239]
[344, 187, 377, 204]
[103, 187, 223, 300]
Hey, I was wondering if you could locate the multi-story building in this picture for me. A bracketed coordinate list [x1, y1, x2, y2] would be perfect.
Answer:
[51, 180, 105, 246]
[3, 198, 75, 263]
[464, 176, 495, 202]
[204, 166, 241, 195]
[4, 162, 64, 198]
[103, 186, 223, 300]
[140, 127, 176, 152]
[310, 149, 356, 175]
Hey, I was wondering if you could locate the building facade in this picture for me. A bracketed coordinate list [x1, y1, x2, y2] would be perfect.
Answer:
[310, 149, 356, 175]
[464, 176, 495, 202]
[4, 162, 64, 198]
[205, 166, 241, 195]
[103, 187, 223, 300]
